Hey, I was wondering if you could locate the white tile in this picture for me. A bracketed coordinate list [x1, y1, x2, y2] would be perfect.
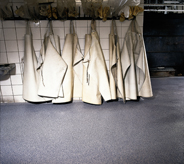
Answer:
[60, 39, 64, 51]
[14, 96, 25, 102]
[0, 52, 8, 64]
[33, 40, 41, 51]
[100, 20, 111, 26]
[100, 27, 110, 39]
[15, 20, 26, 27]
[18, 51, 24, 63]
[4, 29, 16, 40]
[118, 39, 122, 50]
[1, 86, 13, 95]
[100, 39, 109, 50]
[16, 28, 26, 40]
[6, 41, 18, 52]
[121, 38, 125, 46]
[35, 51, 41, 59]
[20, 63, 24, 74]
[117, 27, 122, 38]
[81, 49, 84, 56]
[77, 27, 87, 39]
[76, 20, 88, 27]
[31, 28, 41, 39]
[3, 21, 15, 28]
[17, 40, 24, 51]
[0, 41, 6, 52]
[14, 63, 22, 74]
[121, 20, 132, 26]
[0, 75, 11, 85]
[40, 20, 49, 27]
[87, 20, 91, 30]
[64, 27, 70, 35]
[78, 39, 85, 50]
[105, 60, 109, 70]
[64, 21, 70, 28]
[7, 52, 20, 63]
[11, 75, 22, 85]
[3, 95, 14, 103]
[115, 20, 122, 27]
[95, 20, 100, 34]
[53, 28, 65, 39]
[12, 85, 22, 95]
[121, 26, 129, 38]
[30, 21, 41, 28]
[0, 29, 4, 40]
[52, 20, 64, 28]
[103, 50, 109, 60]
[41, 28, 48, 39]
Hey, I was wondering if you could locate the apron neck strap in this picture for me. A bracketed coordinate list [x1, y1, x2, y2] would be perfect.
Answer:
[91, 20, 96, 32]
[44, 20, 54, 39]
[26, 21, 30, 35]
[110, 20, 117, 35]
[49, 20, 54, 35]
[70, 20, 75, 34]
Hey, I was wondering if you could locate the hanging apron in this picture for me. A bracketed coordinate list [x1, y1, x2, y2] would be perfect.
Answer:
[73, 25, 84, 98]
[82, 20, 111, 105]
[53, 21, 83, 103]
[121, 19, 153, 100]
[109, 20, 125, 102]
[22, 22, 50, 102]
[37, 21, 67, 98]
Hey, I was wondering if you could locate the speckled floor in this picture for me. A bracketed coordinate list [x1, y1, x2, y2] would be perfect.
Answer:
[1, 77, 184, 164]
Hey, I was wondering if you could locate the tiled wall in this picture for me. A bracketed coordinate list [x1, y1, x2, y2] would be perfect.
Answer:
[0, 3, 144, 103]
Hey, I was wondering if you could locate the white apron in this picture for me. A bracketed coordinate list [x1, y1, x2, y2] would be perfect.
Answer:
[38, 21, 67, 98]
[82, 20, 111, 105]
[53, 22, 83, 103]
[22, 22, 49, 102]
[109, 20, 125, 102]
[121, 19, 153, 100]
[73, 27, 83, 98]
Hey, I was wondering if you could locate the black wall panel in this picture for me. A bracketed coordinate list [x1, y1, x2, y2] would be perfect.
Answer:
[143, 13, 184, 74]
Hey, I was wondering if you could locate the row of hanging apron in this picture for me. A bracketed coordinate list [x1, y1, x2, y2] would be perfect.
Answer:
[121, 19, 153, 100]
[82, 20, 112, 105]
[23, 19, 152, 104]
[23, 21, 83, 103]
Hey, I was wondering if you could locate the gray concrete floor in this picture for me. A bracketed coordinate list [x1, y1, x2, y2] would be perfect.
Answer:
[0, 77, 184, 164]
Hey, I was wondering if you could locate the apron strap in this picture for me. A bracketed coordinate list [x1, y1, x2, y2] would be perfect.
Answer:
[26, 20, 30, 35]
[70, 20, 75, 34]
[49, 20, 54, 35]
[91, 20, 96, 32]
[44, 20, 54, 38]
[110, 20, 118, 35]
